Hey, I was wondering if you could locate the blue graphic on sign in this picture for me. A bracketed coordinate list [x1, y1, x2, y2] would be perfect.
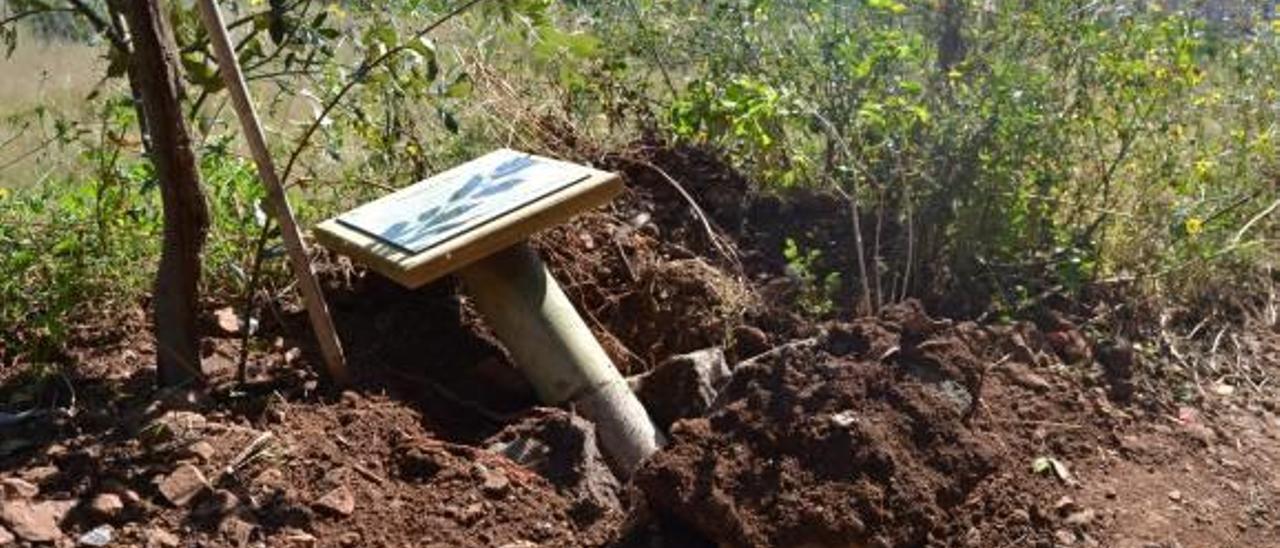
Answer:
[336, 150, 591, 254]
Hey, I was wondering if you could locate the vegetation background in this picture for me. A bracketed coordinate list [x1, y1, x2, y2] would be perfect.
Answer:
[1, 0, 1277, 380]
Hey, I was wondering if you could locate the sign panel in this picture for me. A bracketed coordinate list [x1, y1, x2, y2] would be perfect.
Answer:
[336, 149, 593, 255]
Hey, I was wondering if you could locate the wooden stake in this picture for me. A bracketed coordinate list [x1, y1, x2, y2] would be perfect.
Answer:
[195, 0, 350, 384]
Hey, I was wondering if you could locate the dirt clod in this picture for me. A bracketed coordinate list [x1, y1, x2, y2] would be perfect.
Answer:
[157, 463, 209, 507]
[89, 493, 124, 520]
[485, 408, 623, 535]
[631, 347, 731, 431]
[314, 485, 355, 516]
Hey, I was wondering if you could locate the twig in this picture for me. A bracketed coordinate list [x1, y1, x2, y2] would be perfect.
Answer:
[222, 431, 275, 479]
[1231, 196, 1280, 246]
[738, 337, 820, 368]
[614, 156, 740, 269]
[278, 0, 488, 186]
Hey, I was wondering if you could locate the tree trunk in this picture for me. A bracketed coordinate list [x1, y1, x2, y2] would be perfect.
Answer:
[121, 0, 209, 387]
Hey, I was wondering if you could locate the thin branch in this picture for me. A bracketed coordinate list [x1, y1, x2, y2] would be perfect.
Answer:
[279, 0, 486, 185]
[0, 7, 77, 28]
[66, 0, 126, 53]
[1232, 196, 1280, 246]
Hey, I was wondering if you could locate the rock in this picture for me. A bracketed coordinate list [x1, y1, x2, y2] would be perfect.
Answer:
[1064, 509, 1096, 527]
[1010, 509, 1031, 524]
[159, 464, 210, 507]
[479, 468, 511, 500]
[279, 529, 317, 547]
[1054, 496, 1078, 514]
[314, 485, 354, 516]
[18, 466, 58, 485]
[1003, 362, 1053, 392]
[213, 307, 242, 335]
[89, 493, 124, 520]
[484, 408, 622, 526]
[201, 352, 236, 378]
[147, 411, 208, 443]
[78, 524, 114, 547]
[1054, 528, 1077, 545]
[0, 525, 14, 545]
[219, 515, 256, 546]
[145, 528, 180, 548]
[631, 348, 730, 429]
[1168, 490, 1183, 503]
[337, 531, 362, 546]
[252, 467, 286, 495]
[0, 499, 74, 542]
[0, 478, 38, 500]
[186, 440, 217, 463]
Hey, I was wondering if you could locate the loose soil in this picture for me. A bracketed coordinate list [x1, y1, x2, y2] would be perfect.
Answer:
[1, 143, 1278, 547]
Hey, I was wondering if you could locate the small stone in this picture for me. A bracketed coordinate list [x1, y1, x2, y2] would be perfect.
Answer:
[480, 469, 511, 499]
[1104, 487, 1117, 500]
[1168, 490, 1183, 503]
[145, 528, 180, 548]
[18, 466, 57, 485]
[159, 464, 210, 507]
[89, 493, 124, 519]
[1054, 528, 1076, 545]
[1005, 362, 1053, 392]
[1054, 496, 1078, 514]
[337, 531, 362, 546]
[0, 525, 14, 545]
[314, 485, 355, 516]
[830, 410, 858, 428]
[456, 502, 485, 525]
[118, 489, 142, 506]
[219, 515, 256, 546]
[77, 524, 114, 547]
[1064, 509, 1096, 527]
[632, 347, 731, 429]
[0, 478, 38, 500]
[1010, 509, 1031, 524]
[186, 440, 217, 463]
[278, 528, 317, 547]
[214, 307, 242, 334]
[0, 499, 74, 542]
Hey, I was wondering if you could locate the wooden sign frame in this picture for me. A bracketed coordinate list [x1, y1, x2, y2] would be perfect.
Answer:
[314, 152, 622, 288]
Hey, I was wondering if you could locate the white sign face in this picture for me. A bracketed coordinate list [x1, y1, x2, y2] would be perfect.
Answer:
[336, 149, 593, 254]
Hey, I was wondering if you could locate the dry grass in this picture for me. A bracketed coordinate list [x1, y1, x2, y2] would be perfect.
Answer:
[0, 31, 110, 188]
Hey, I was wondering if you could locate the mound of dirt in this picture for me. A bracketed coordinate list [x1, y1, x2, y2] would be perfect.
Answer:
[635, 309, 1000, 547]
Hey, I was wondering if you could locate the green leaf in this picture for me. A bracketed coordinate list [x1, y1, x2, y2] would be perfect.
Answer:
[408, 37, 436, 58]
[865, 0, 908, 14]
[444, 72, 473, 99]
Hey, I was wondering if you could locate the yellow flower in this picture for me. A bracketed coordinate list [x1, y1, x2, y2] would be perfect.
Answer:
[1185, 217, 1203, 236]
[0, 187, 9, 200]
[326, 3, 347, 20]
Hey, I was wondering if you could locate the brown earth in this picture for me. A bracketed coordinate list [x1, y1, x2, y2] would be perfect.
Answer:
[1, 143, 1278, 547]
